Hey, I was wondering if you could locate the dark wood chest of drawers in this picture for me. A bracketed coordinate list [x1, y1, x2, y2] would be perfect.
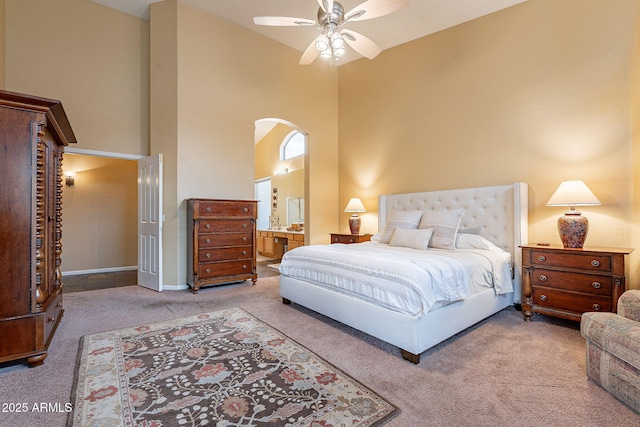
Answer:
[187, 199, 257, 294]
[521, 244, 633, 321]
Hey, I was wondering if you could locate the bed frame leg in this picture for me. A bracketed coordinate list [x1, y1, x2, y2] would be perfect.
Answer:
[401, 349, 420, 364]
[282, 297, 291, 305]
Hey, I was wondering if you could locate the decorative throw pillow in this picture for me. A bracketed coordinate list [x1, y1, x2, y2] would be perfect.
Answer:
[418, 209, 464, 250]
[389, 228, 433, 250]
[379, 210, 425, 244]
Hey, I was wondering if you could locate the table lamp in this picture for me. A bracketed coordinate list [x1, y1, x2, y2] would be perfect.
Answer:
[546, 180, 601, 248]
[344, 198, 366, 234]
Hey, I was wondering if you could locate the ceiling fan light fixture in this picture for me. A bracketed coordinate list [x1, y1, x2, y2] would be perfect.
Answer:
[315, 34, 330, 51]
[330, 32, 344, 49]
[254, 0, 409, 65]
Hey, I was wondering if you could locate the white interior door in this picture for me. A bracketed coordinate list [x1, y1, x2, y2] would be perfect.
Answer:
[137, 154, 163, 291]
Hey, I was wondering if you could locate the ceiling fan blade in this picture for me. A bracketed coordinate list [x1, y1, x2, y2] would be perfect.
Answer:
[253, 16, 316, 27]
[341, 29, 382, 59]
[299, 36, 322, 65]
[344, 0, 408, 22]
[316, 0, 334, 13]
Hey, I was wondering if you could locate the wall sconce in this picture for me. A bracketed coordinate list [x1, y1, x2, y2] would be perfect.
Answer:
[344, 197, 366, 234]
[64, 172, 76, 187]
[275, 168, 289, 175]
[546, 180, 601, 248]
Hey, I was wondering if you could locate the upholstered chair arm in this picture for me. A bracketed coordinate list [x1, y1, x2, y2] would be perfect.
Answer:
[618, 290, 640, 322]
[581, 311, 640, 371]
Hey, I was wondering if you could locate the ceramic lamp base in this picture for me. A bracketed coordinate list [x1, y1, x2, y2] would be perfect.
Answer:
[558, 212, 588, 248]
[349, 214, 361, 235]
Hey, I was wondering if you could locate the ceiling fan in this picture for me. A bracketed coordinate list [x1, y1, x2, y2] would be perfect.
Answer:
[253, 0, 409, 65]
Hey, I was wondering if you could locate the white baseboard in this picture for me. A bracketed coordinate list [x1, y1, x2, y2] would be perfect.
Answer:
[163, 284, 189, 291]
[62, 266, 137, 276]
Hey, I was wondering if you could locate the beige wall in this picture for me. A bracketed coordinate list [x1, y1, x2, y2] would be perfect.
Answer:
[61, 154, 138, 272]
[0, 0, 5, 88]
[4, 0, 149, 156]
[338, 0, 640, 287]
[153, 1, 339, 287]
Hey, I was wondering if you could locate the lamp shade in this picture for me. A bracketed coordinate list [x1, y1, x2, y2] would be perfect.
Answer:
[344, 198, 366, 213]
[546, 180, 601, 207]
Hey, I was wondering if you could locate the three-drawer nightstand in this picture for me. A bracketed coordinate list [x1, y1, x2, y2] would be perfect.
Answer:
[521, 244, 633, 322]
[330, 233, 371, 244]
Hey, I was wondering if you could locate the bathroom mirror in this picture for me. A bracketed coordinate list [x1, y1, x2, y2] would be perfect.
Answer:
[287, 197, 304, 227]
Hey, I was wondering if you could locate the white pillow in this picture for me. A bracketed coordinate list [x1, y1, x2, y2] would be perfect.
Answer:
[418, 209, 464, 250]
[389, 228, 433, 250]
[379, 210, 425, 244]
[456, 233, 505, 252]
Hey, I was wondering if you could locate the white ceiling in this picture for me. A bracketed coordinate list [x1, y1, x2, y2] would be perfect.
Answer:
[92, 0, 527, 65]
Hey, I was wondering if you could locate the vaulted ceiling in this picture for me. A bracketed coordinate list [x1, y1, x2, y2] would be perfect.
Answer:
[92, 0, 527, 65]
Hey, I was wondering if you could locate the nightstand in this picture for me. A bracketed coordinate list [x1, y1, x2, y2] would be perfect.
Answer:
[330, 233, 371, 244]
[521, 244, 633, 322]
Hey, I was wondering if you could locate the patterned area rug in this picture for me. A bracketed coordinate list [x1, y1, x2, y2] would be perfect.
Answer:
[68, 307, 398, 426]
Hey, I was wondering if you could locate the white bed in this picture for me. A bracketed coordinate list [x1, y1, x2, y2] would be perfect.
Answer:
[279, 183, 528, 363]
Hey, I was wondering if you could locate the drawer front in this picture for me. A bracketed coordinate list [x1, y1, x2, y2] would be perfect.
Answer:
[198, 201, 255, 217]
[199, 233, 252, 247]
[531, 269, 612, 295]
[198, 247, 251, 262]
[530, 250, 611, 272]
[198, 261, 253, 279]
[199, 219, 253, 233]
[332, 234, 359, 244]
[533, 287, 611, 313]
[43, 291, 63, 346]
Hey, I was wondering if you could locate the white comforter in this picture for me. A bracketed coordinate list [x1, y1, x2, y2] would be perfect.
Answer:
[279, 241, 512, 316]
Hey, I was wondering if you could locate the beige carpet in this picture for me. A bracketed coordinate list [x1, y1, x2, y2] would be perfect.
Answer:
[0, 276, 638, 426]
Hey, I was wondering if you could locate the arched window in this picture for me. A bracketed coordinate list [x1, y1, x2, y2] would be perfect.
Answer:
[280, 130, 305, 160]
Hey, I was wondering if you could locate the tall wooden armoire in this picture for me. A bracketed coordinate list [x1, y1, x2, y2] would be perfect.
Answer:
[0, 90, 76, 367]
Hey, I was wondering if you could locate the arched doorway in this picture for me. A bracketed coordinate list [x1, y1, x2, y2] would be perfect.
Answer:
[254, 118, 309, 261]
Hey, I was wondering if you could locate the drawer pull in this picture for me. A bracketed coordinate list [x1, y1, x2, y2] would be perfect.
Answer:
[591, 260, 600, 267]
[592, 281, 602, 289]
[538, 255, 546, 262]
[205, 253, 211, 259]
[205, 238, 211, 244]
[243, 223, 248, 228]
[205, 268, 211, 274]
[540, 295, 547, 302]
[539, 275, 548, 282]
[242, 250, 247, 256]
[593, 304, 601, 311]
[205, 223, 211, 229]
[242, 237, 247, 242]
[243, 207, 249, 212]
[206, 207, 212, 212]
[242, 264, 248, 270]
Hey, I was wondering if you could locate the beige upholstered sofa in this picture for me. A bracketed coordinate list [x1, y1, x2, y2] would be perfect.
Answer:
[581, 290, 640, 413]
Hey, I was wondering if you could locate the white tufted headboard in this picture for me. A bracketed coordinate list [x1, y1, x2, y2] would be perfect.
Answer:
[378, 183, 528, 302]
